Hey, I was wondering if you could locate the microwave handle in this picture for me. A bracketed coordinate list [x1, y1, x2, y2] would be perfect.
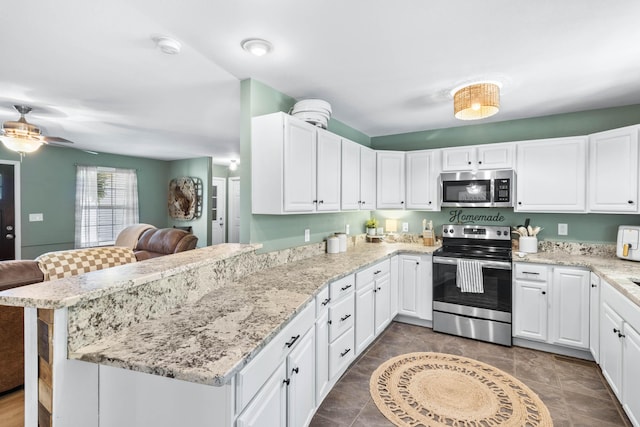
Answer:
[433, 256, 512, 270]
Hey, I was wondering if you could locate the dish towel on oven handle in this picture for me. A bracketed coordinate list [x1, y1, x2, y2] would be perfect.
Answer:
[456, 259, 484, 293]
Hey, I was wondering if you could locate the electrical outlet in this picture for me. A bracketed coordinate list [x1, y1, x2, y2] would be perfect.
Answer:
[402, 222, 409, 232]
[304, 229, 310, 242]
[29, 213, 44, 222]
[345, 224, 350, 235]
[558, 223, 568, 236]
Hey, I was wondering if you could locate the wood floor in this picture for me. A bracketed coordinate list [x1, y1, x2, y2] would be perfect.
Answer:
[0, 387, 24, 427]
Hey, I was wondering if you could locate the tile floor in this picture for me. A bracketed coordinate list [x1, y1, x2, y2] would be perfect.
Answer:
[310, 321, 631, 427]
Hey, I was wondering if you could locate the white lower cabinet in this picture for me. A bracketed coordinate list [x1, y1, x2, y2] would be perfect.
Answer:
[236, 363, 287, 427]
[397, 254, 432, 320]
[589, 272, 601, 363]
[315, 287, 331, 404]
[355, 259, 391, 354]
[287, 329, 316, 427]
[600, 279, 640, 426]
[513, 263, 590, 350]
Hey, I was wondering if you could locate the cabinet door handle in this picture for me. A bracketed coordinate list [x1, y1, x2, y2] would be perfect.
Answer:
[340, 348, 351, 357]
[361, 201, 365, 205]
[374, 270, 382, 275]
[292, 367, 299, 375]
[340, 314, 352, 322]
[401, 201, 404, 205]
[541, 291, 546, 295]
[591, 284, 597, 288]
[321, 297, 331, 306]
[313, 200, 318, 204]
[341, 284, 352, 291]
[468, 161, 472, 165]
[318, 200, 324, 204]
[328, 319, 332, 325]
[285, 334, 300, 348]
[629, 200, 634, 204]
[283, 378, 290, 386]
[478, 161, 482, 164]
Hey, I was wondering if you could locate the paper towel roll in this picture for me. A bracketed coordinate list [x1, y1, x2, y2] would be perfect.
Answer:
[335, 233, 347, 252]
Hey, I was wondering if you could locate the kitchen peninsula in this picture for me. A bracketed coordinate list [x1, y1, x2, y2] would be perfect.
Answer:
[0, 239, 438, 427]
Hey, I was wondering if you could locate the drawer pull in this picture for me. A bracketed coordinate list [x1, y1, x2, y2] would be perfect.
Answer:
[374, 270, 382, 275]
[285, 334, 300, 348]
[340, 314, 352, 322]
[591, 284, 597, 288]
[613, 328, 626, 338]
[321, 297, 331, 306]
[341, 284, 353, 291]
[523, 271, 540, 275]
[340, 348, 351, 357]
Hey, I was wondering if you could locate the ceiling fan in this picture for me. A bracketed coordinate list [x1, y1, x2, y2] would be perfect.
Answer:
[0, 104, 76, 158]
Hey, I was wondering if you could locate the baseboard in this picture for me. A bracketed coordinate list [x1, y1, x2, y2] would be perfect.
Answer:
[393, 315, 433, 328]
[512, 338, 594, 361]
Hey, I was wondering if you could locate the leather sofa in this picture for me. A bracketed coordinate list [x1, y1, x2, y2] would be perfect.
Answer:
[0, 260, 45, 393]
[134, 228, 198, 261]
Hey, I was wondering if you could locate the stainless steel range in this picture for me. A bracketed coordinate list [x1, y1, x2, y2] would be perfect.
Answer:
[432, 224, 513, 346]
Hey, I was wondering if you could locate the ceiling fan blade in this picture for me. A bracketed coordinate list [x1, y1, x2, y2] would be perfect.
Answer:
[43, 135, 74, 144]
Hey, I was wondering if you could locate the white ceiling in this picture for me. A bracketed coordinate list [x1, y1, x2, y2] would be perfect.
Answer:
[2, 1, 640, 163]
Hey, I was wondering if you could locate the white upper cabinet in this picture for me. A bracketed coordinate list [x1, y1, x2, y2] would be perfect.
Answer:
[376, 151, 406, 209]
[252, 112, 341, 214]
[316, 129, 342, 212]
[406, 150, 440, 210]
[340, 140, 376, 211]
[441, 143, 514, 171]
[588, 125, 640, 213]
[515, 136, 588, 212]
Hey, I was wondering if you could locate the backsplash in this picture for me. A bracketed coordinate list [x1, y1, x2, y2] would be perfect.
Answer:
[538, 240, 617, 258]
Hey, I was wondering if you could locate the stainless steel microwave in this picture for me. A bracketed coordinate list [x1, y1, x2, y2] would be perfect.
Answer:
[440, 169, 515, 208]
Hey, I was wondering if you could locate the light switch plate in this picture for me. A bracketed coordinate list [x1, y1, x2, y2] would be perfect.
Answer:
[304, 229, 310, 242]
[345, 224, 350, 235]
[558, 223, 568, 236]
[29, 213, 44, 222]
[402, 222, 409, 232]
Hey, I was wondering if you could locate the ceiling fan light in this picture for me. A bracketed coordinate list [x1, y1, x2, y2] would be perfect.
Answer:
[453, 82, 500, 120]
[241, 39, 273, 57]
[0, 135, 44, 154]
[152, 36, 182, 55]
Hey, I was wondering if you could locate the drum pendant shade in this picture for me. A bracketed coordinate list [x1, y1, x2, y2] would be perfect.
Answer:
[453, 83, 500, 120]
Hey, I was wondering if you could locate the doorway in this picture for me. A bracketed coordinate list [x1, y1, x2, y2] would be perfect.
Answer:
[0, 161, 20, 260]
[228, 177, 240, 243]
[211, 177, 227, 245]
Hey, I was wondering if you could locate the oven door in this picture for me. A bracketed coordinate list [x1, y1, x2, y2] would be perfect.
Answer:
[441, 178, 492, 207]
[432, 256, 512, 322]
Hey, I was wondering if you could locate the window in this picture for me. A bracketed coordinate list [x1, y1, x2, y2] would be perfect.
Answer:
[75, 166, 139, 248]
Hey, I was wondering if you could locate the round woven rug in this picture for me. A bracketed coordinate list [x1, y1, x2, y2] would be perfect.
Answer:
[370, 352, 553, 427]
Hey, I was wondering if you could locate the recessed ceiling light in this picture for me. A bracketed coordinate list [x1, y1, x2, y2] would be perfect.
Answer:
[241, 38, 273, 57]
[229, 159, 238, 171]
[152, 36, 182, 55]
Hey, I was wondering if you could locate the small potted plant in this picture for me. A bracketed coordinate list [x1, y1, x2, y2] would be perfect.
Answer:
[365, 218, 379, 236]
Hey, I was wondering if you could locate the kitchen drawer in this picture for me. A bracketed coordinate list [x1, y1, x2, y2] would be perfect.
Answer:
[356, 259, 390, 289]
[316, 285, 331, 318]
[329, 327, 355, 379]
[329, 274, 355, 302]
[236, 301, 315, 413]
[329, 292, 355, 342]
[514, 263, 548, 281]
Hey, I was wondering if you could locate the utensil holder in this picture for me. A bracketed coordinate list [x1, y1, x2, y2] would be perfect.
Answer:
[423, 230, 435, 246]
[519, 236, 538, 253]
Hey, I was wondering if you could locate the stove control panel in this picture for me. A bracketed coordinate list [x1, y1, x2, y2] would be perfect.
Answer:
[441, 224, 511, 240]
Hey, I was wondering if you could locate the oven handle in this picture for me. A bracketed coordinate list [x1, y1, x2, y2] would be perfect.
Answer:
[433, 256, 512, 270]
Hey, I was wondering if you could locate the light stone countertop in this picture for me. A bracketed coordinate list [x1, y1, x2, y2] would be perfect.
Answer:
[0, 244, 262, 309]
[514, 250, 640, 308]
[70, 242, 439, 386]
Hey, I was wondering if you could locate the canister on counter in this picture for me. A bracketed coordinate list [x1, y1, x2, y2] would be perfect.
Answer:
[335, 232, 347, 252]
[423, 230, 435, 246]
[327, 236, 339, 254]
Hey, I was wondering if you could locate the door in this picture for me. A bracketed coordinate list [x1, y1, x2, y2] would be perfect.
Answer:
[513, 279, 548, 341]
[359, 146, 377, 210]
[0, 162, 17, 260]
[398, 255, 421, 317]
[228, 177, 240, 243]
[211, 177, 226, 245]
[316, 130, 341, 211]
[315, 310, 330, 404]
[589, 273, 601, 363]
[374, 273, 391, 335]
[600, 302, 623, 399]
[550, 268, 590, 349]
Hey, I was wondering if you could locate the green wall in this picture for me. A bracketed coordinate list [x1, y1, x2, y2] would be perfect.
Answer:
[374, 209, 640, 244]
[241, 79, 371, 252]
[0, 144, 169, 259]
[371, 103, 640, 244]
[372, 104, 640, 151]
[167, 157, 212, 247]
